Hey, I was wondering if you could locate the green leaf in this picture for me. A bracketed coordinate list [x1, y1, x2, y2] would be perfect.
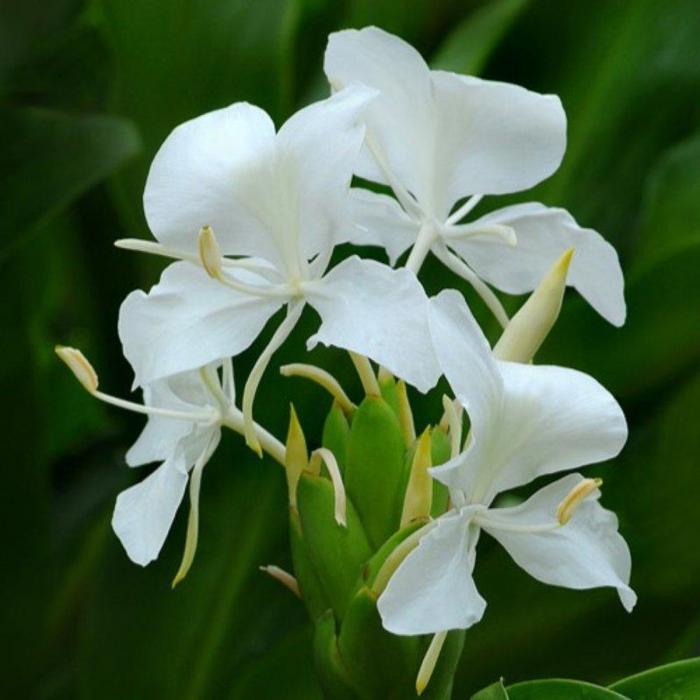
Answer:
[431, 0, 529, 75]
[472, 679, 510, 700]
[296, 472, 372, 620]
[507, 679, 630, 699]
[609, 658, 700, 699]
[345, 396, 407, 549]
[0, 107, 140, 261]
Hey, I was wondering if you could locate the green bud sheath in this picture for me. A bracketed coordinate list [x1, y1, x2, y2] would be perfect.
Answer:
[338, 587, 420, 699]
[430, 427, 451, 517]
[378, 372, 401, 418]
[289, 506, 329, 622]
[297, 472, 372, 620]
[322, 401, 351, 474]
[313, 609, 357, 700]
[345, 396, 407, 549]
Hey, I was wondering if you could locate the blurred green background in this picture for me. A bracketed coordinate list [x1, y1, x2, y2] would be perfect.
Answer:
[2, 0, 699, 697]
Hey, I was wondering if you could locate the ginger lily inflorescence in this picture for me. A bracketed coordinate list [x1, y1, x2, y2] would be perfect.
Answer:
[57, 26, 635, 699]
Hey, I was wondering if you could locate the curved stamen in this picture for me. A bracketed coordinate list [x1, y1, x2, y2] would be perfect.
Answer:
[309, 447, 347, 527]
[259, 565, 301, 598]
[349, 352, 380, 396]
[416, 631, 448, 696]
[557, 478, 603, 525]
[432, 244, 510, 329]
[280, 363, 356, 414]
[222, 408, 286, 467]
[242, 301, 306, 455]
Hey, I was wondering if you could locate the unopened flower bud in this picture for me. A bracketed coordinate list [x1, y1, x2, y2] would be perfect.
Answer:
[400, 428, 433, 527]
[493, 248, 574, 363]
[285, 405, 308, 508]
[55, 346, 98, 393]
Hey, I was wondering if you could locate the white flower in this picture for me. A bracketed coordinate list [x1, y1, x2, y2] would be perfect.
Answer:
[324, 27, 626, 327]
[118, 85, 440, 452]
[377, 291, 635, 635]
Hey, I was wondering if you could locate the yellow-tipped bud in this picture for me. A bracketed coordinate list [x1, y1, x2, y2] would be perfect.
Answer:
[198, 225, 223, 279]
[493, 248, 574, 363]
[396, 380, 416, 448]
[400, 428, 433, 527]
[285, 405, 308, 508]
[556, 477, 602, 525]
[55, 346, 98, 393]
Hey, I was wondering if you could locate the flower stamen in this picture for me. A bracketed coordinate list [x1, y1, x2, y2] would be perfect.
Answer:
[556, 478, 603, 525]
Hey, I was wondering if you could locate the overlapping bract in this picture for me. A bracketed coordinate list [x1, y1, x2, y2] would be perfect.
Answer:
[69, 24, 635, 634]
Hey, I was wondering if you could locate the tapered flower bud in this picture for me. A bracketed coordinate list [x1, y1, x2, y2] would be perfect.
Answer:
[55, 346, 98, 393]
[197, 225, 223, 279]
[285, 405, 308, 508]
[400, 428, 433, 527]
[493, 248, 574, 363]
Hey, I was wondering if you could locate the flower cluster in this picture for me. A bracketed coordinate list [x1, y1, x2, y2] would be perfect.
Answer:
[58, 25, 634, 651]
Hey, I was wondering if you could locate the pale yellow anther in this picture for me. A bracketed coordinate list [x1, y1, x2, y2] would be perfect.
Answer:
[55, 346, 98, 393]
[198, 225, 223, 279]
[494, 248, 574, 363]
[556, 477, 603, 525]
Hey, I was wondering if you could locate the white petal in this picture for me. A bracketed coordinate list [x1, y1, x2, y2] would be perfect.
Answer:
[276, 86, 377, 260]
[342, 188, 420, 265]
[427, 291, 627, 503]
[306, 256, 440, 393]
[480, 474, 636, 611]
[430, 73, 566, 218]
[112, 449, 189, 566]
[449, 203, 626, 326]
[144, 102, 277, 258]
[428, 289, 503, 440]
[119, 261, 283, 387]
[324, 27, 435, 206]
[378, 509, 486, 635]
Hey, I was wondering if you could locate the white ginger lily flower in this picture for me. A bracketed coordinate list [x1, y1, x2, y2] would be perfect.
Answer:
[324, 27, 626, 327]
[377, 290, 635, 635]
[118, 85, 440, 453]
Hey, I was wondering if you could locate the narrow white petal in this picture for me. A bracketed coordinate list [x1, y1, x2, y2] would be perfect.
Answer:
[111, 449, 189, 566]
[118, 261, 283, 387]
[378, 509, 486, 635]
[480, 474, 636, 611]
[306, 256, 440, 393]
[451, 203, 626, 326]
[431, 72, 566, 218]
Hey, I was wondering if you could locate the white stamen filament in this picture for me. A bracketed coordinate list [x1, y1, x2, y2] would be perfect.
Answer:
[92, 390, 218, 423]
[349, 352, 380, 396]
[445, 194, 483, 226]
[171, 432, 219, 587]
[223, 358, 235, 405]
[474, 513, 559, 535]
[405, 221, 437, 274]
[310, 448, 347, 527]
[416, 631, 448, 696]
[280, 363, 356, 414]
[432, 244, 509, 328]
[242, 302, 305, 455]
[222, 408, 286, 467]
[259, 565, 301, 598]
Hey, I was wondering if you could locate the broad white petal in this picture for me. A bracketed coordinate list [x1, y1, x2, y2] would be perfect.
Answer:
[431, 73, 566, 218]
[324, 27, 435, 206]
[277, 86, 377, 260]
[428, 290, 502, 440]
[306, 256, 440, 393]
[144, 102, 277, 258]
[342, 188, 420, 264]
[112, 449, 189, 566]
[378, 509, 486, 635]
[119, 261, 283, 387]
[480, 474, 636, 611]
[450, 203, 626, 326]
[459, 361, 627, 505]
